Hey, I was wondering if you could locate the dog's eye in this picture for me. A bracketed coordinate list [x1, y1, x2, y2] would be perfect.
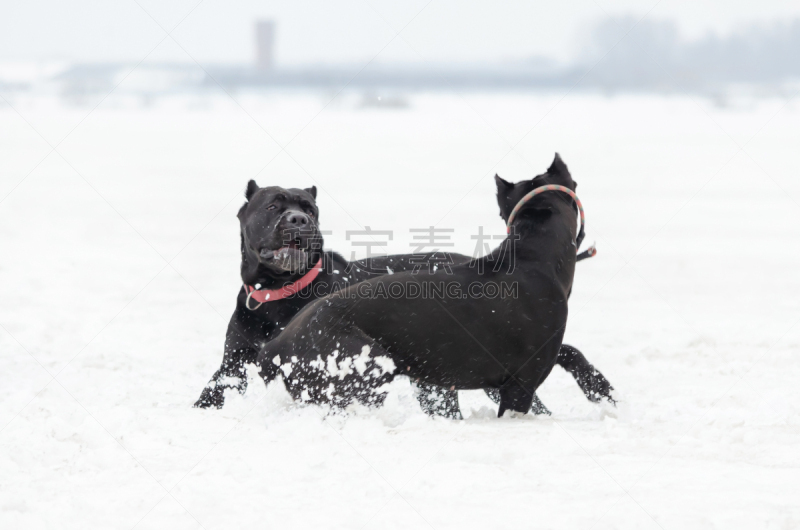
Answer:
[267, 204, 277, 211]
[300, 201, 315, 217]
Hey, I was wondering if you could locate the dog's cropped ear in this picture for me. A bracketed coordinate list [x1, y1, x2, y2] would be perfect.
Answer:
[495, 174, 514, 220]
[495, 174, 513, 190]
[304, 186, 317, 199]
[548, 153, 570, 178]
[245, 179, 260, 201]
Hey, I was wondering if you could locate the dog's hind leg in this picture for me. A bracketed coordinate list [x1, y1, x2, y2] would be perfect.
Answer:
[414, 381, 463, 420]
[496, 381, 536, 418]
[557, 344, 615, 404]
[484, 388, 551, 415]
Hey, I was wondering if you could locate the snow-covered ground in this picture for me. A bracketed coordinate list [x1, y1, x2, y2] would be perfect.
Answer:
[1, 90, 799, 529]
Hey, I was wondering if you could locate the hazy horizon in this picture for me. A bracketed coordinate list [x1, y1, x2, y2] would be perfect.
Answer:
[3, 0, 800, 66]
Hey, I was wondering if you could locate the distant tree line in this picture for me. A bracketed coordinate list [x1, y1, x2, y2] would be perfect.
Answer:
[579, 17, 800, 89]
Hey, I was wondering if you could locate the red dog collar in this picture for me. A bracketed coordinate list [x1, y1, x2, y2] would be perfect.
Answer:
[244, 257, 323, 309]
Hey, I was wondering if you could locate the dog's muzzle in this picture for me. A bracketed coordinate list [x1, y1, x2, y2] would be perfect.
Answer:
[271, 247, 308, 272]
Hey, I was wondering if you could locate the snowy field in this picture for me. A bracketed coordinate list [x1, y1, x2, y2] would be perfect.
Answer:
[1, 90, 800, 529]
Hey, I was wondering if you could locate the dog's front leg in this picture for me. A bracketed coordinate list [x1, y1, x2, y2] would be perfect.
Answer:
[194, 308, 263, 409]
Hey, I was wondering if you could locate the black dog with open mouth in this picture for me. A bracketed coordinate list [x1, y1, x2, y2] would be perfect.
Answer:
[194, 180, 341, 409]
[253, 154, 614, 416]
[195, 173, 613, 416]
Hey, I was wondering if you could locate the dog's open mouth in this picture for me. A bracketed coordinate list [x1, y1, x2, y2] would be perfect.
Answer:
[259, 241, 308, 272]
[275, 247, 308, 272]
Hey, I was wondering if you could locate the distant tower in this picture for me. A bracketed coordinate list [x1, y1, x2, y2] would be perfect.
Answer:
[255, 20, 275, 70]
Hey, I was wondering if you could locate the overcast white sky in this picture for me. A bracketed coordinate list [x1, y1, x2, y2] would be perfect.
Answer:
[2, 0, 800, 65]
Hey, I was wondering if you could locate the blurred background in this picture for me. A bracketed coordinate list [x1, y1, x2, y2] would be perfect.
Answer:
[3, 0, 800, 98]
[2, 2, 800, 529]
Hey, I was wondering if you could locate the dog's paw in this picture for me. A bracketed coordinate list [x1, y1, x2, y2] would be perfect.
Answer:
[530, 395, 552, 415]
[577, 368, 616, 405]
[413, 382, 463, 420]
[193, 386, 226, 409]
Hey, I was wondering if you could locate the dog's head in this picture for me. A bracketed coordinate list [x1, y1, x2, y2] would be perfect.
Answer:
[237, 180, 323, 285]
[495, 153, 578, 233]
